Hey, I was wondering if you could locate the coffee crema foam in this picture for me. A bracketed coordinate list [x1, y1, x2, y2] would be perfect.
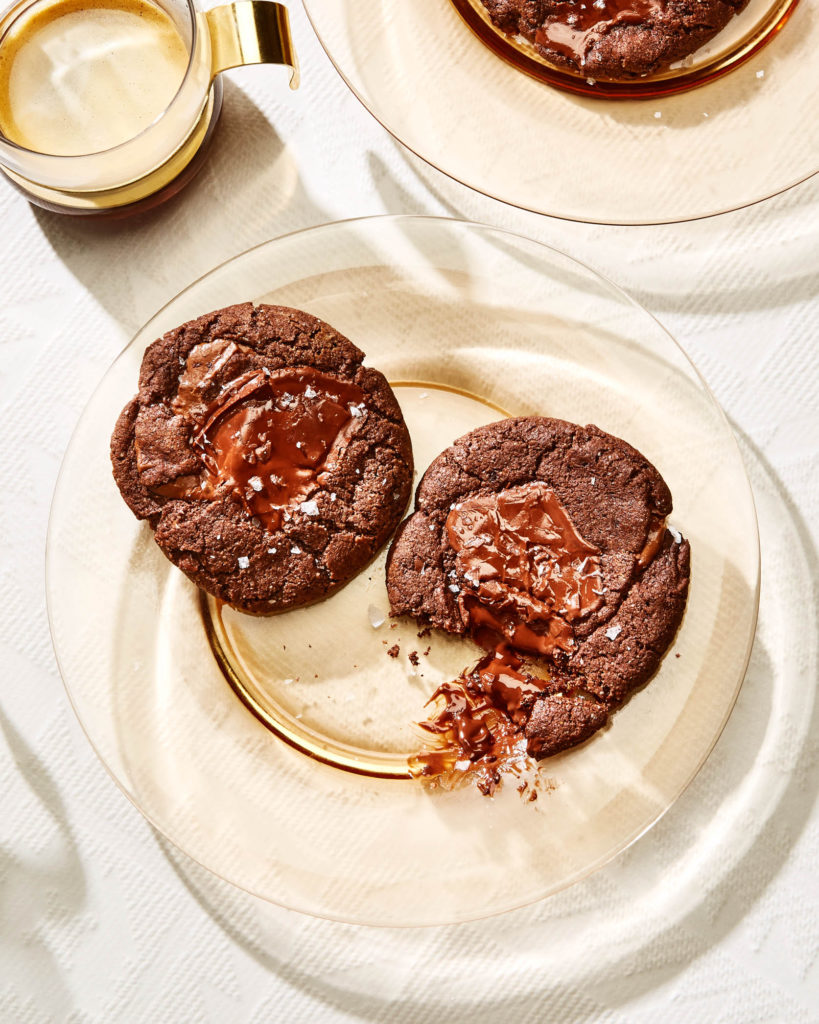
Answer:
[0, 0, 189, 155]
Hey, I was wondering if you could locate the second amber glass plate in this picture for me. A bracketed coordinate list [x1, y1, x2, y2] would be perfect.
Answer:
[452, 0, 797, 98]
[303, 0, 817, 223]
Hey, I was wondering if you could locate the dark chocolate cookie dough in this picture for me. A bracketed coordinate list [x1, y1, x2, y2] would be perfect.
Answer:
[480, 0, 749, 80]
[387, 416, 689, 763]
[112, 303, 413, 613]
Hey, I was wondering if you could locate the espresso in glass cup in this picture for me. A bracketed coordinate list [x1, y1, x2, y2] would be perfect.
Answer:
[0, 0, 297, 213]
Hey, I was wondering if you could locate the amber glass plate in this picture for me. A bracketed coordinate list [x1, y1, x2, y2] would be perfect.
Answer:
[47, 216, 759, 925]
[303, 0, 817, 223]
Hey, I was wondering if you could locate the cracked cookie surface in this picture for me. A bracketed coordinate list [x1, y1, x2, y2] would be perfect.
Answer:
[111, 303, 413, 613]
[479, 0, 750, 80]
[387, 416, 689, 760]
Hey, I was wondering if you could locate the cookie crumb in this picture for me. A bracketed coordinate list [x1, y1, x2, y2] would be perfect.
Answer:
[387, 644, 400, 658]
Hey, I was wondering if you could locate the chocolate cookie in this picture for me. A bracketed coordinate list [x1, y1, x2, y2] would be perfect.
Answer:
[111, 303, 413, 613]
[479, 0, 749, 80]
[387, 416, 689, 767]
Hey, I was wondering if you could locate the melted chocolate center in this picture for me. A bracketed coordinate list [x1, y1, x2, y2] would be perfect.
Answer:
[410, 645, 547, 794]
[637, 511, 667, 568]
[446, 481, 603, 656]
[159, 341, 367, 530]
[413, 480, 671, 793]
[534, 0, 663, 66]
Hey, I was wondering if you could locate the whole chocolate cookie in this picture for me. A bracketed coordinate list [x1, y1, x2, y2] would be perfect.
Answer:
[112, 303, 413, 613]
[387, 416, 689, 765]
[479, 0, 749, 80]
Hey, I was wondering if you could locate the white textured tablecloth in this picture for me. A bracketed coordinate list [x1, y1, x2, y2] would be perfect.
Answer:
[1, 5, 818, 1020]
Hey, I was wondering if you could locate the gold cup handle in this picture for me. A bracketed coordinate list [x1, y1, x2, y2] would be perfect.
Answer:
[205, 1, 299, 88]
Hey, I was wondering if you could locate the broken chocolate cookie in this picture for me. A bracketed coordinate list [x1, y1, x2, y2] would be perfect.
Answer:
[387, 416, 689, 776]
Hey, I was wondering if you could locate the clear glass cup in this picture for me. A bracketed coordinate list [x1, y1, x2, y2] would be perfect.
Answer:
[0, 0, 298, 214]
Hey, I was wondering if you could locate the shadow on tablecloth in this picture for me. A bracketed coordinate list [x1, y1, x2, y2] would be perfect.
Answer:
[0, 708, 86, 1021]
[28, 80, 331, 340]
[376, 143, 819, 317]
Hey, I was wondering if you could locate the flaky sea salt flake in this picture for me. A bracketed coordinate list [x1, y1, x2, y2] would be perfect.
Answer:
[606, 624, 622, 641]
[237, 556, 250, 569]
